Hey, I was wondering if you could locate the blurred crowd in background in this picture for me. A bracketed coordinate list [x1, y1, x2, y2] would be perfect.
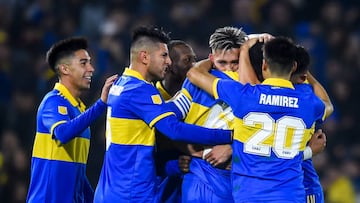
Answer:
[0, 0, 359, 202]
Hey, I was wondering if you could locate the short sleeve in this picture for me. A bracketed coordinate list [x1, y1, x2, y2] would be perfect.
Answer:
[128, 83, 174, 127]
[41, 96, 71, 134]
[313, 96, 326, 124]
[214, 79, 247, 108]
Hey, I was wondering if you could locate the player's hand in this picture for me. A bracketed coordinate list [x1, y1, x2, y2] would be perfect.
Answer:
[247, 33, 274, 43]
[256, 33, 274, 43]
[100, 74, 118, 103]
[204, 144, 232, 167]
[241, 37, 260, 51]
[308, 129, 327, 156]
[178, 155, 191, 173]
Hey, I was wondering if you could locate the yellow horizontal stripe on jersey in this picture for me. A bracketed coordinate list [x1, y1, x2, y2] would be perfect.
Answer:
[233, 117, 312, 151]
[184, 102, 210, 125]
[32, 133, 89, 164]
[108, 117, 155, 146]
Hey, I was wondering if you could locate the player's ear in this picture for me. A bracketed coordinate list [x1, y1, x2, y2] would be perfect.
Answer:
[261, 59, 267, 72]
[291, 61, 298, 74]
[140, 51, 150, 65]
[58, 64, 70, 75]
[261, 59, 269, 79]
[209, 53, 214, 62]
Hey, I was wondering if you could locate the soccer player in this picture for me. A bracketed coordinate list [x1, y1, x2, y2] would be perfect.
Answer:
[93, 26, 232, 202]
[187, 37, 333, 202]
[294, 46, 329, 203]
[171, 27, 274, 202]
[173, 26, 247, 203]
[26, 37, 118, 203]
[250, 42, 330, 203]
[155, 40, 196, 203]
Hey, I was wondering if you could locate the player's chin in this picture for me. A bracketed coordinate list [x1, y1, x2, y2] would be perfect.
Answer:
[159, 71, 166, 80]
[81, 82, 91, 89]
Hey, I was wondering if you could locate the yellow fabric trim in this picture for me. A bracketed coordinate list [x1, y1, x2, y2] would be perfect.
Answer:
[322, 107, 327, 121]
[213, 78, 220, 99]
[156, 81, 171, 100]
[123, 68, 151, 84]
[223, 71, 239, 81]
[54, 83, 86, 112]
[262, 78, 295, 89]
[32, 133, 89, 164]
[181, 88, 192, 101]
[108, 117, 155, 146]
[149, 112, 175, 128]
[50, 120, 67, 135]
[184, 103, 210, 125]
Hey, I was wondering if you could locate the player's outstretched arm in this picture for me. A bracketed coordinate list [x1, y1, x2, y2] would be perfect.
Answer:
[187, 59, 216, 96]
[154, 115, 232, 145]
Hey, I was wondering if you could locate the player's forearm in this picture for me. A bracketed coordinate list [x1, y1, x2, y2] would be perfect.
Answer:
[238, 45, 260, 84]
[155, 115, 232, 145]
[306, 72, 334, 118]
[53, 99, 106, 144]
[187, 59, 216, 96]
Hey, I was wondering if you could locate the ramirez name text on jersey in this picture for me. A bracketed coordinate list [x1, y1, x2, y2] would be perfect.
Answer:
[259, 93, 299, 108]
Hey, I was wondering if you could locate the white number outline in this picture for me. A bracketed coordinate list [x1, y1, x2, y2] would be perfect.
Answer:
[203, 102, 234, 129]
[243, 112, 306, 159]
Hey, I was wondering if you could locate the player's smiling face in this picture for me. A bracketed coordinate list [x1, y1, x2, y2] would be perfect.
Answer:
[67, 49, 94, 90]
[148, 43, 172, 82]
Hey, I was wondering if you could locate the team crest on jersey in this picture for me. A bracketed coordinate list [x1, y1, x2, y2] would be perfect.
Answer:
[151, 94, 162, 104]
[58, 106, 68, 115]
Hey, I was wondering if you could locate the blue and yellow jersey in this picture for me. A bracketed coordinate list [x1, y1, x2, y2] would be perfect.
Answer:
[27, 83, 93, 203]
[295, 83, 324, 202]
[173, 69, 236, 199]
[175, 69, 237, 127]
[214, 78, 326, 202]
[94, 68, 175, 202]
[156, 81, 172, 101]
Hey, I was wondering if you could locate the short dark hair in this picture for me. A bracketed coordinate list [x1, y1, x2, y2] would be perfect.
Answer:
[209, 26, 247, 52]
[249, 41, 265, 82]
[263, 37, 296, 75]
[168, 40, 190, 62]
[293, 45, 310, 75]
[46, 37, 88, 72]
[131, 26, 170, 47]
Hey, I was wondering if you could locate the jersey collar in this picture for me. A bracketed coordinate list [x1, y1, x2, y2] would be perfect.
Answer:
[223, 71, 239, 81]
[123, 68, 149, 82]
[156, 81, 171, 100]
[54, 83, 86, 112]
[262, 78, 295, 89]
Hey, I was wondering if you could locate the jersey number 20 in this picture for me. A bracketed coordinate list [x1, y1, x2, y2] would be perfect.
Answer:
[243, 112, 306, 159]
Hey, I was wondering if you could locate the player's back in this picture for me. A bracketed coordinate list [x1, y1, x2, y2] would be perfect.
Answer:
[216, 79, 325, 202]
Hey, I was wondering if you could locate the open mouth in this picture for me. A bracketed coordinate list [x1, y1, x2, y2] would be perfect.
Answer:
[84, 76, 92, 82]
